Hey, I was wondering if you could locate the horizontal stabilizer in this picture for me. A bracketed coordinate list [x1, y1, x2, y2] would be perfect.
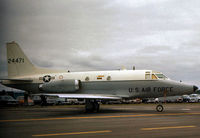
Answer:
[0, 77, 33, 82]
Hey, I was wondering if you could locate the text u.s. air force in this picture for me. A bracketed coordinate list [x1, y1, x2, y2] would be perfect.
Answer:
[129, 87, 173, 93]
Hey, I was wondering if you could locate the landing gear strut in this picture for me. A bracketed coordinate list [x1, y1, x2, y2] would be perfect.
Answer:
[85, 99, 100, 112]
[24, 92, 29, 106]
[40, 95, 47, 106]
[156, 104, 164, 112]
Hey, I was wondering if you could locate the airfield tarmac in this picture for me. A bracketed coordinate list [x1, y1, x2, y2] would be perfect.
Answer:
[0, 104, 200, 138]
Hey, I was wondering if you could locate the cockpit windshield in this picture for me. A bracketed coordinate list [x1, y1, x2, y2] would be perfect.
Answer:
[146, 71, 169, 80]
[155, 73, 168, 80]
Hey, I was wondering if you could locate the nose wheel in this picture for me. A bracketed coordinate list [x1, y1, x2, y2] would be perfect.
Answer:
[156, 104, 164, 112]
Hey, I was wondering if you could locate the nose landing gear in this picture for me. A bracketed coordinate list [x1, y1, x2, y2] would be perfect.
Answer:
[156, 90, 166, 112]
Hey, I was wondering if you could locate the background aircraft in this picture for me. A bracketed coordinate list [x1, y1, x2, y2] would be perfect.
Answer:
[0, 42, 198, 112]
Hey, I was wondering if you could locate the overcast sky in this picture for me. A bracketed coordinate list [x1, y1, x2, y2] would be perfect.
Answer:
[0, 0, 200, 90]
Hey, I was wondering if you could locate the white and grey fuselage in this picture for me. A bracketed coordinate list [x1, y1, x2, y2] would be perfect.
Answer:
[2, 70, 197, 99]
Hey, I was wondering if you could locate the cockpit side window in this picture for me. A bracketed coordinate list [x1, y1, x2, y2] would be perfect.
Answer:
[152, 74, 157, 80]
[145, 72, 151, 80]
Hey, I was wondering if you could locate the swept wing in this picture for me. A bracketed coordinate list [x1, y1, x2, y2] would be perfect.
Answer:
[36, 94, 123, 100]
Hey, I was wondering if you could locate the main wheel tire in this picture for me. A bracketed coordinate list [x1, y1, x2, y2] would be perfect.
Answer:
[94, 102, 100, 112]
[85, 102, 93, 112]
[156, 104, 164, 112]
[85, 100, 100, 112]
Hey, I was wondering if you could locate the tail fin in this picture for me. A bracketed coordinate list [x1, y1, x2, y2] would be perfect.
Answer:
[7, 41, 37, 76]
[7, 41, 64, 77]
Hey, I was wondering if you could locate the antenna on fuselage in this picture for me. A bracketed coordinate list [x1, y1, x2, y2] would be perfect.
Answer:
[119, 66, 127, 70]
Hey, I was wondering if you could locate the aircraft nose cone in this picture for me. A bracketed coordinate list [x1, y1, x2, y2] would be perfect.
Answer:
[193, 85, 198, 92]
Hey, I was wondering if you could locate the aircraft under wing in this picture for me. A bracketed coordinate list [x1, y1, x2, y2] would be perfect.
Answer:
[38, 94, 123, 100]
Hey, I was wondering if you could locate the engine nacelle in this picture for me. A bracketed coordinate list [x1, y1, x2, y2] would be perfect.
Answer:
[39, 79, 80, 93]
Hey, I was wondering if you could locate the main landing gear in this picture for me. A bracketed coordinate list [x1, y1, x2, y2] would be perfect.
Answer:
[85, 99, 100, 112]
[40, 95, 47, 106]
[156, 104, 164, 112]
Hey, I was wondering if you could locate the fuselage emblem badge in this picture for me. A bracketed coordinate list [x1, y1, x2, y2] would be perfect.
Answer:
[59, 75, 63, 79]
[43, 75, 51, 82]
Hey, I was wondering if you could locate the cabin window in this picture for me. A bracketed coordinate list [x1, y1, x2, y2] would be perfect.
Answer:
[107, 76, 111, 81]
[85, 76, 90, 81]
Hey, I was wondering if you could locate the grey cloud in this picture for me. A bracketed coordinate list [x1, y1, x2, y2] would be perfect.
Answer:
[137, 45, 173, 55]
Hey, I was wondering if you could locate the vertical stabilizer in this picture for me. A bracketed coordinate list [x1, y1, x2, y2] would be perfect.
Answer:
[7, 41, 36, 77]
[7, 41, 65, 77]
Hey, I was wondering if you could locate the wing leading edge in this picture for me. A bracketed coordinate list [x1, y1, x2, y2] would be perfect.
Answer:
[38, 94, 122, 100]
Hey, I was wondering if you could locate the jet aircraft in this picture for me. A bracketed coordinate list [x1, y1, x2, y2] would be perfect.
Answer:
[0, 42, 198, 112]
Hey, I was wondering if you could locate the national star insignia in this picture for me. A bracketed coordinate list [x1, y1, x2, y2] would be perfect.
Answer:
[43, 75, 51, 82]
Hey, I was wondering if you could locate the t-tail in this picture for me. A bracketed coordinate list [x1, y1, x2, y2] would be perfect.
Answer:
[6, 41, 64, 78]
